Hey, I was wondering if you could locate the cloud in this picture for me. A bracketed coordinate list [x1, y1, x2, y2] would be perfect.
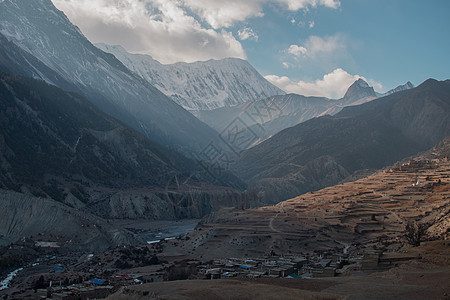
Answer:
[182, 0, 264, 29]
[283, 34, 350, 72]
[278, 0, 340, 10]
[238, 27, 259, 41]
[288, 34, 345, 60]
[184, 0, 339, 29]
[52, 0, 340, 64]
[53, 0, 245, 64]
[265, 68, 382, 99]
[288, 44, 307, 58]
[282, 62, 291, 68]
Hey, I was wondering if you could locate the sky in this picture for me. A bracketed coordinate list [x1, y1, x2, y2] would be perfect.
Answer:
[52, 0, 450, 99]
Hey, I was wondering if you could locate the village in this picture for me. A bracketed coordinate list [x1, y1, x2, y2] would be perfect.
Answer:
[24, 243, 424, 300]
[197, 251, 351, 280]
[30, 250, 356, 299]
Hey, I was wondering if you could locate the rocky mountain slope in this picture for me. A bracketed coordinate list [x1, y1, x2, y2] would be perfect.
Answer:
[196, 79, 414, 145]
[234, 79, 449, 203]
[0, 189, 141, 251]
[340, 78, 377, 106]
[0, 0, 218, 155]
[0, 72, 255, 223]
[0, 74, 210, 189]
[96, 43, 284, 111]
[379, 81, 415, 96]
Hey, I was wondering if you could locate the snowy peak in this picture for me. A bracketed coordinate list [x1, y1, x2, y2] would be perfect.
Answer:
[96, 43, 285, 111]
[342, 79, 377, 105]
[382, 81, 415, 96]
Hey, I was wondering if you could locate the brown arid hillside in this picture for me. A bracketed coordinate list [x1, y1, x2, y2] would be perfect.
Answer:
[163, 137, 450, 260]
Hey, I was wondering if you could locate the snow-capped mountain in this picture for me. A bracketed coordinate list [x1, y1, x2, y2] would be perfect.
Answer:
[0, 0, 218, 155]
[379, 81, 415, 96]
[96, 43, 285, 111]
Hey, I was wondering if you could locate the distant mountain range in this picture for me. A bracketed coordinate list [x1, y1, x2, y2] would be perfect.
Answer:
[195, 79, 414, 147]
[96, 43, 284, 111]
[234, 79, 450, 203]
[378, 81, 415, 97]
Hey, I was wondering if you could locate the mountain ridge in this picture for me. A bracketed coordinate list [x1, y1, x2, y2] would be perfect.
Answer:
[195, 78, 414, 147]
[96, 43, 285, 111]
[233, 79, 450, 204]
[0, 0, 220, 155]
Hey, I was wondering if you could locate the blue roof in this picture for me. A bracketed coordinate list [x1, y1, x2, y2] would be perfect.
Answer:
[90, 278, 106, 285]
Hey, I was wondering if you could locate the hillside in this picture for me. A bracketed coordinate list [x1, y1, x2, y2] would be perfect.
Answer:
[0, 189, 141, 250]
[163, 137, 450, 259]
[0, 74, 256, 222]
[0, 74, 222, 189]
[234, 79, 450, 203]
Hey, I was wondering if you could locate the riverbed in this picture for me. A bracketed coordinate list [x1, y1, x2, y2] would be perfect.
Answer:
[112, 219, 200, 244]
[0, 267, 23, 291]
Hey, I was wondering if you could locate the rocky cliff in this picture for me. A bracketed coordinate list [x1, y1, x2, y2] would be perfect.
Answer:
[0, 190, 141, 251]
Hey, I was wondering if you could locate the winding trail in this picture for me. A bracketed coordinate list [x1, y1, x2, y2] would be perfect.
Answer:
[268, 202, 285, 233]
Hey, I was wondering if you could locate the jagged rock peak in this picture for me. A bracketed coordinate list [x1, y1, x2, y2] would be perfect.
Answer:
[343, 78, 376, 103]
[353, 78, 370, 88]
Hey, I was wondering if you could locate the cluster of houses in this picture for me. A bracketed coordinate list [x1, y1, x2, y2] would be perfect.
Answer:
[35, 274, 145, 300]
[197, 252, 354, 280]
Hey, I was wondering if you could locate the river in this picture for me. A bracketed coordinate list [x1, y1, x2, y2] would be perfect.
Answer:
[0, 267, 23, 291]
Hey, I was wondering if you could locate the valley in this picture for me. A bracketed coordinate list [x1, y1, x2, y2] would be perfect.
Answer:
[1, 141, 449, 299]
[0, 0, 449, 299]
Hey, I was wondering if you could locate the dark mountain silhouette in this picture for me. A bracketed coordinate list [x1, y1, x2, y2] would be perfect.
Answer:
[0, 73, 245, 197]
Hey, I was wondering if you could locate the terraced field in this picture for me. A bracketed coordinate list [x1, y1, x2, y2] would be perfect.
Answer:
[163, 153, 450, 260]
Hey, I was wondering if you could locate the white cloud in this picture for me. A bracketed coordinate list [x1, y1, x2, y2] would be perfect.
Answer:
[183, 0, 264, 29]
[265, 68, 382, 99]
[238, 27, 259, 41]
[184, 0, 339, 29]
[290, 34, 345, 59]
[52, 0, 340, 64]
[53, 0, 246, 64]
[278, 0, 340, 10]
[287, 44, 307, 58]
